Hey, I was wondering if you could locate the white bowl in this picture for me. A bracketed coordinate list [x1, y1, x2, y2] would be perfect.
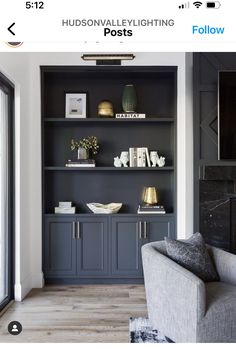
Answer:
[86, 202, 122, 214]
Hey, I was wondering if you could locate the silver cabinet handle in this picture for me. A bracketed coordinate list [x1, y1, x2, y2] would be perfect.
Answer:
[77, 221, 81, 239]
[139, 221, 142, 239]
[143, 221, 147, 239]
[72, 221, 76, 239]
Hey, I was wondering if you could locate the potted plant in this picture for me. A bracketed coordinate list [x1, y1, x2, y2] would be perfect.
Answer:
[71, 136, 99, 159]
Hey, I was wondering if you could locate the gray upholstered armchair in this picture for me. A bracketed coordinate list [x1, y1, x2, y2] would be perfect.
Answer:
[142, 241, 236, 343]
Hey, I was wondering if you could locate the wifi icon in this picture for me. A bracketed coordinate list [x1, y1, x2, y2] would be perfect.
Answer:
[193, 1, 203, 8]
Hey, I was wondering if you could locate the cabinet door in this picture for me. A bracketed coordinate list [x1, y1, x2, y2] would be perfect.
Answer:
[111, 217, 143, 277]
[44, 217, 77, 277]
[76, 217, 109, 276]
[140, 216, 175, 243]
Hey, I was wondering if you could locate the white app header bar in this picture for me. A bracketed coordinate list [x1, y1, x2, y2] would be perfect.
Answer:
[0, 0, 235, 51]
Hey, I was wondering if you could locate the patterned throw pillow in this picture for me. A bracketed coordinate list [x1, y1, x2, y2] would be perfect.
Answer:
[164, 233, 219, 282]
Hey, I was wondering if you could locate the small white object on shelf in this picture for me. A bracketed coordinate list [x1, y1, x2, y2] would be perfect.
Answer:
[114, 156, 122, 167]
[87, 202, 122, 214]
[120, 151, 129, 167]
[157, 156, 165, 167]
[59, 201, 72, 208]
[150, 151, 159, 167]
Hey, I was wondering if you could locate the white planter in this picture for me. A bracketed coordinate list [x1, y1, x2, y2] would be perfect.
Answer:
[78, 148, 89, 160]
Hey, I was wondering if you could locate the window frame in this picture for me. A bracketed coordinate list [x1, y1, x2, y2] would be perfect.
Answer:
[0, 72, 14, 312]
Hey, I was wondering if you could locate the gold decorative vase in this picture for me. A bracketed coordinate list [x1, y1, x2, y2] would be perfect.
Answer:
[143, 187, 158, 205]
[98, 100, 114, 118]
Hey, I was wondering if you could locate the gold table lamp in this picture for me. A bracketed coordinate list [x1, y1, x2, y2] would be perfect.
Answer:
[143, 187, 158, 205]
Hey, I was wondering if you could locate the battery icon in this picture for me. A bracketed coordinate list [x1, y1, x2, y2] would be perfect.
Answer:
[206, 1, 221, 8]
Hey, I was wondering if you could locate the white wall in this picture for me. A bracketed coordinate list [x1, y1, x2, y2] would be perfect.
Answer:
[0, 52, 193, 300]
[0, 54, 33, 301]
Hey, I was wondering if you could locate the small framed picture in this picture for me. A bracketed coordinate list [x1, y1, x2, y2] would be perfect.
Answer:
[65, 93, 87, 118]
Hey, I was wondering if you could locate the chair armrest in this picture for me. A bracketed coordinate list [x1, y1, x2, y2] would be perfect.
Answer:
[208, 245, 236, 285]
[142, 242, 206, 342]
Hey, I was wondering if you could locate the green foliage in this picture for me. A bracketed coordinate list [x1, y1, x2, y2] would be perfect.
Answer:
[71, 136, 99, 155]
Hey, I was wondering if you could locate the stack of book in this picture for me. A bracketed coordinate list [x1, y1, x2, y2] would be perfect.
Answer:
[129, 147, 151, 167]
[137, 204, 166, 214]
[55, 201, 76, 214]
[65, 159, 95, 167]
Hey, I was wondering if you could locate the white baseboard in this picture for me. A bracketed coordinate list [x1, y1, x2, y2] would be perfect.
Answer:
[14, 272, 44, 301]
[14, 274, 32, 301]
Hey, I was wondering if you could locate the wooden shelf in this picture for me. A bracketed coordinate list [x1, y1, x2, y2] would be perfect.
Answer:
[44, 166, 175, 171]
[44, 117, 175, 123]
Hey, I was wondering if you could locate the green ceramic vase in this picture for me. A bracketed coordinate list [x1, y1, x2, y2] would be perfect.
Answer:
[122, 84, 137, 112]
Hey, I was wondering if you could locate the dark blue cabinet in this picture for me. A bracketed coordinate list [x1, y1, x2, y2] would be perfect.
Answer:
[76, 217, 109, 277]
[44, 216, 108, 279]
[139, 215, 175, 243]
[111, 215, 175, 277]
[111, 217, 143, 277]
[44, 214, 175, 283]
[44, 217, 77, 277]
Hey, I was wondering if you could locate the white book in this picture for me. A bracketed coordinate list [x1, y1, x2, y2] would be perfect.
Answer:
[65, 163, 95, 167]
[142, 147, 146, 167]
[59, 201, 72, 208]
[137, 148, 146, 167]
[145, 148, 151, 167]
[129, 147, 138, 167]
[137, 210, 166, 214]
[55, 207, 76, 214]
[129, 148, 133, 167]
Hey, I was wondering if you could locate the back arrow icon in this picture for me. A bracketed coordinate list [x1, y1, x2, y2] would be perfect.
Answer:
[8, 23, 15, 36]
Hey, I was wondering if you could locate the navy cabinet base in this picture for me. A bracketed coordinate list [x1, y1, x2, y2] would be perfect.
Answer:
[43, 214, 175, 284]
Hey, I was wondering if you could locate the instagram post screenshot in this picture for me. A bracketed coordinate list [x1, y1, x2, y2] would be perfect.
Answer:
[0, 0, 236, 347]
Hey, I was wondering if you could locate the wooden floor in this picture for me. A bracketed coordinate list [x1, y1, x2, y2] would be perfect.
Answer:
[0, 285, 147, 343]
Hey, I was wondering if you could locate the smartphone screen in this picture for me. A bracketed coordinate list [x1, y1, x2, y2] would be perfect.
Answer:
[0, 0, 235, 347]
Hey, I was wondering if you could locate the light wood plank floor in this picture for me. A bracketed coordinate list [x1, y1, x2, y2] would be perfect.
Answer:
[0, 285, 147, 343]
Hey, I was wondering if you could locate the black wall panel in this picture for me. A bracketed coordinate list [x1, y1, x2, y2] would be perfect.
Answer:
[194, 53, 236, 250]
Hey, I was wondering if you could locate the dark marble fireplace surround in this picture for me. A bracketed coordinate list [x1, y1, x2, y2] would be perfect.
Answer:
[200, 166, 236, 253]
[193, 53, 236, 254]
